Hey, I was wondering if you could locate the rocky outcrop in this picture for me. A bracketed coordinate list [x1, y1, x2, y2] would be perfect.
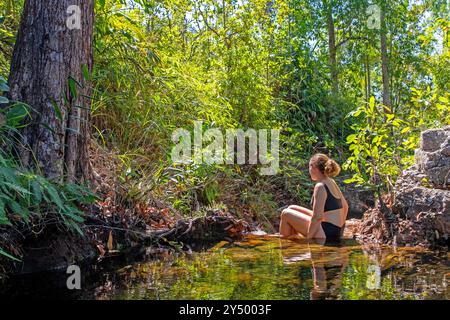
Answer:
[356, 126, 450, 248]
[414, 126, 450, 187]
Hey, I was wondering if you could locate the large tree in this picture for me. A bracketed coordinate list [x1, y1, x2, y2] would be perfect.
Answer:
[8, 0, 94, 183]
[379, 2, 391, 111]
[324, 0, 338, 96]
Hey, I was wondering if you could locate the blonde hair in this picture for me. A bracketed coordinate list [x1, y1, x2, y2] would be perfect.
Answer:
[310, 153, 341, 177]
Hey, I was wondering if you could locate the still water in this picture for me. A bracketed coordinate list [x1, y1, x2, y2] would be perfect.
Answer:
[1, 235, 449, 300]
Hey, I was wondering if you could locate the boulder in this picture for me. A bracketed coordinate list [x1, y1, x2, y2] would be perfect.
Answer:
[393, 170, 450, 218]
[338, 179, 375, 218]
[356, 126, 450, 248]
[415, 126, 450, 187]
[391, 126, 450, 247]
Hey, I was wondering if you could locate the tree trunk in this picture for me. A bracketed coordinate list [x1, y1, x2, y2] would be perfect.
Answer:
[5, 0, 12, 16]
[325, 0, 338, 95]
[380, 5, 391, 112]
[8, 0, 94, 183]
[365, 51, 371, 102]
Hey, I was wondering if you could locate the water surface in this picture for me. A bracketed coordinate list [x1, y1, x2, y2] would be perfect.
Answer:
[1, 235, 448, 300]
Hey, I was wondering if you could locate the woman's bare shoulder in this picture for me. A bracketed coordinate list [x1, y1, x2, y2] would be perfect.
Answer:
[314, 182, 327, 194]
[314, 182, 326, 189]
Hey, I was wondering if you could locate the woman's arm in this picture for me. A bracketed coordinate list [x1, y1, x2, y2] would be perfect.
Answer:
[342, 196, 349, 220]
[307, 184, 326, 238]
[337, 186, 349, 223]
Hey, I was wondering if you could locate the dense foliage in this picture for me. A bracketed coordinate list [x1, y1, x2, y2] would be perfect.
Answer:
[90, 0, 449, 207]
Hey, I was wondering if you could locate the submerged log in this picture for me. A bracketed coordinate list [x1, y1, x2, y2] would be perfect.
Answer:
[144, 214, 251, 243]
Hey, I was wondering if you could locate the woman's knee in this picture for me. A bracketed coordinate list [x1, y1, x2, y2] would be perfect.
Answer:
[280, 209, 292, 220]
[281, 209, 296, 220]
[288, 205, 306, 214]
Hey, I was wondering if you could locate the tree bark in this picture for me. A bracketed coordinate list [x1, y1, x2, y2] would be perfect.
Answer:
[325, 0, 338, 95]
[380, 5, 391, 112]
[365, 51, 371, 102]
[8, 0, 94, 183]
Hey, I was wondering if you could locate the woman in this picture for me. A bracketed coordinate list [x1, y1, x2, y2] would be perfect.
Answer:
[279, 154, 349, 240]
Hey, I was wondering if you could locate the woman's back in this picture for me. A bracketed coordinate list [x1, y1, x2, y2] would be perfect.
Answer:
[322, 183, 342, 212]
[317, 178, 347, 228]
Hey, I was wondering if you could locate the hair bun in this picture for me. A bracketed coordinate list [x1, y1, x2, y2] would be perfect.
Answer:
[324, 159, 341, 177]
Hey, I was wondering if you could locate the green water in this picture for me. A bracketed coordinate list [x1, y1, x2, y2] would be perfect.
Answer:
[1, 235, 449, 300]
[100, 236, 449, 300]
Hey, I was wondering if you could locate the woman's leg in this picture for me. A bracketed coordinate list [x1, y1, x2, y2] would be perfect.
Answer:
[279, 218, 296, 237]
[279, 208, 312, 237]
[288, 205, 313, 216]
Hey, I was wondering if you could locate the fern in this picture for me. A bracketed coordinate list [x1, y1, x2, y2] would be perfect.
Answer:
[0, 154, 97, 260]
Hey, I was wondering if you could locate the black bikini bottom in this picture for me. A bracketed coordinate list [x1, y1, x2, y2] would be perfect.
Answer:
[321, 222, 342, 241]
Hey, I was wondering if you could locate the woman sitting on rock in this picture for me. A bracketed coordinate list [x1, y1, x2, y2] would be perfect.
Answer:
[279, 154, 349, 240]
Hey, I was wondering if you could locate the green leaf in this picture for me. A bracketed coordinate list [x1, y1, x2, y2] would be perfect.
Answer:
[0, 248, 21, 262]
[438, 96, 448, 104]
[44, 184, 64, 210]
[346, 134, 357, 144]
[82, 64, 90, 82]
[0, 96, 9, 104]
[68, 220, 84, 236]
[2, 182, 32, 195]
[0, 200, 11, 226]
[369, 96, 375, 112]
[392, 119, 402, 127]
[8, 201, 30, 223]
[65, 209, 84, 223]
[50, 99, 63, 121]
[353, 109, 363, 117]
[68, 77, 78, 99]
[31, 180, 42, 203]
[401, 127, 410, 134]
[6, 103, 29, 126]
[0, 82, 9, 92]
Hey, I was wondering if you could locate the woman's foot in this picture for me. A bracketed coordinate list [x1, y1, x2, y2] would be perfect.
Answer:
[268, 233, 304, 240]
[267, 233, 306, 240]
[285, 233, 305, 240]
[266, 233, 282, 238]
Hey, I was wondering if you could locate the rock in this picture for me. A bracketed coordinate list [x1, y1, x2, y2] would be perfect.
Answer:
[356, 126, 450, 248]
[415, 126, 450, 187]
[393, 171, 450, 218]
[338, 179, 375, 218]
[391, 127, 450, 247]
[420, 126, 450, 152]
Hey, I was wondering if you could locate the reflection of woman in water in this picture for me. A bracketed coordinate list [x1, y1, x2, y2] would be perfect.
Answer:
[279, 154, 349, 240]
[308, 239, 349, 300]
[279, 238, 350, 300]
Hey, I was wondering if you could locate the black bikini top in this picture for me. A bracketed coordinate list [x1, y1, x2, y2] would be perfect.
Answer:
[311, 183, 343, 212]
